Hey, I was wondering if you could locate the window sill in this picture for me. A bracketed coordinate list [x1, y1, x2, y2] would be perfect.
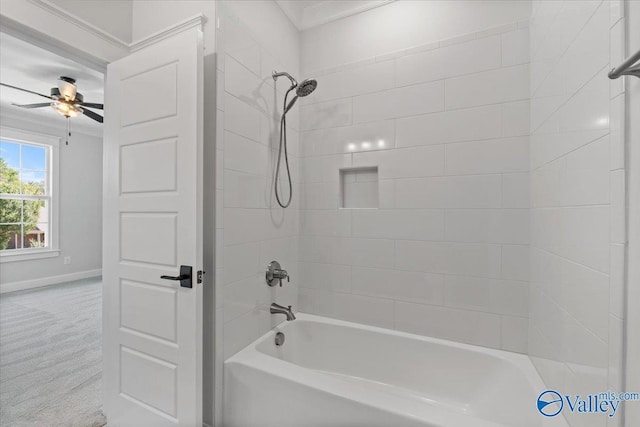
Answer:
[0, 249, 60, 263]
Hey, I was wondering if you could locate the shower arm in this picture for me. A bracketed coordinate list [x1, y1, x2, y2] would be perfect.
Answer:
[272, 71, 298, 87]
[609, 48, 640, 79]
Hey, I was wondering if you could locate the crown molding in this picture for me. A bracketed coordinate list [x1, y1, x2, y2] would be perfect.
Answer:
[26, 0, 130, 50]
[129, 14, 207, 52]
[277, 0, 396, 31]
[23, 1, 206, 54]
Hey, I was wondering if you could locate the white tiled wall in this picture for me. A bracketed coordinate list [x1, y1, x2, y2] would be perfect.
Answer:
[215, 5, 628, 421]
[301, 0, 532, 72]
[297, 22, 531, 353]
[528, 1, 626, 426]
[215, 1, 300, 361]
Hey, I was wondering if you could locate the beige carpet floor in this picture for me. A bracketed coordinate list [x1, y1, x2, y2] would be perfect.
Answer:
[0, 278, 106, 427]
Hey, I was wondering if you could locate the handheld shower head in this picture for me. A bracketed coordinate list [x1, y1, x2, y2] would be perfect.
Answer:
[273, 73, 318, 209]
[284, 78, 317, 113]
[296, 78, 317, 97]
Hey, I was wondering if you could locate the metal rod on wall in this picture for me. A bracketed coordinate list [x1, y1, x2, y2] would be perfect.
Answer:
[609, 48, 640, 79]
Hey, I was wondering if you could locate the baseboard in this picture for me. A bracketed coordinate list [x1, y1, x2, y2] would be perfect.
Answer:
[0, 269, 102, 294]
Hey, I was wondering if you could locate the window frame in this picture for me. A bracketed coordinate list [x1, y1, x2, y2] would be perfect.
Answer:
[0, 126, 60, 263]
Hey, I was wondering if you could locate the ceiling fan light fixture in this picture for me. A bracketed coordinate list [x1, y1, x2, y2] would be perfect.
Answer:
[58, 76, 77, 101]
[1, 78, 103, 123]
[52, 101, 82, 118]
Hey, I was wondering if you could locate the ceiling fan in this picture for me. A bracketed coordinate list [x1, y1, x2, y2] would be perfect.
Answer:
[0, 76, 103, 123]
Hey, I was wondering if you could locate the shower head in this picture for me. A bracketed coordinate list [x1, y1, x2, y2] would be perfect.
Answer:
[283, 78, 317, 114]
[296, 78, 317, 97]
[273, 74, 317, 209]
[273, 71, 317, 98]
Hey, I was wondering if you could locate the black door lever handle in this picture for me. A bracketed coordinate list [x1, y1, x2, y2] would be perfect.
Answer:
[160, 274, 190, 280]
[160, 265, 192, 288]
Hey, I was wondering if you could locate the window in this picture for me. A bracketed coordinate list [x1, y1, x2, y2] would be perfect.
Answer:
[0, 127, 59, 262]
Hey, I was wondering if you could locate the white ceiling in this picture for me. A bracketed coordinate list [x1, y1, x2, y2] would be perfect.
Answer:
[0, 32, 104, 132]
[276, 0, 396, 30]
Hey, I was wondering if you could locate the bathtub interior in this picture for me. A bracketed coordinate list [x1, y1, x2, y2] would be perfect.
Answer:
[249, 316, 562, 427]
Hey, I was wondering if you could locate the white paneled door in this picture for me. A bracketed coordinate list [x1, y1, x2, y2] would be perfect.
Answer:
[103, 26, 203, 426]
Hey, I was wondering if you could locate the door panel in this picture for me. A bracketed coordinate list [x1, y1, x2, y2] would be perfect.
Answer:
[120, 346, 178, 417]
[103, 26, 203, 427]
[120, 213, 178, 265]
[120, 280, 178, 341]
[120, 138, 178, 193]
[120, 63, 178, 126]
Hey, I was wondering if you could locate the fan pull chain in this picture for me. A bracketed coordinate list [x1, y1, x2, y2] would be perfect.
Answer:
[65, 117, 71, 145]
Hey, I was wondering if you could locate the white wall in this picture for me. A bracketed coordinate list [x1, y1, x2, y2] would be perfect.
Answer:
[217, 0, 300, 357]
[297, 4, 531, 352]
[528, 2, 626, 427]
[131, 1, 215, 52]
[48, 0, 133, 43]
[626, 1, 640, 425]
[302, 0, 531, 72]
[0, 114, 103, 291]
[214, 1, 300, 424]
[0, 1, 129, 64]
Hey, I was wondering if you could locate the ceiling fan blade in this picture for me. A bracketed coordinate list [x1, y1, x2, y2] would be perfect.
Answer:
[12, 102, 51, 109]
[78, 102, 104, 110]
[0, 83, 53, 100]
[82, 108, 103, 123]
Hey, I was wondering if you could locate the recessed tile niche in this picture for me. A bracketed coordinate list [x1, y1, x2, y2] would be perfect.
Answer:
[340, 167, 378, 208]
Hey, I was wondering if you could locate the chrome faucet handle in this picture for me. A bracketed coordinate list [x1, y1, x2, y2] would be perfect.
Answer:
[266, 261, 290, 287]
[276, 270, 289, 286]
[274, 269, 289, 285]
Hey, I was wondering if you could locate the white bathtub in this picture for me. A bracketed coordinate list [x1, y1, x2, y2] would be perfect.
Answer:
[224, 314, 568, 427]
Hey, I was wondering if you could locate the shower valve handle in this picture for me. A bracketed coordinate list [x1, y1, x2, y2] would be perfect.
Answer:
[266, 261, 290, 287]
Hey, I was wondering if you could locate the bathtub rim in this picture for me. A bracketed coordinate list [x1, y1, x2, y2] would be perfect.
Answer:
[225, 312, 569, 427]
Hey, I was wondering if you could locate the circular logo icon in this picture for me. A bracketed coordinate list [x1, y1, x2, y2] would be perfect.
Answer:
[537, 390, 563, 417]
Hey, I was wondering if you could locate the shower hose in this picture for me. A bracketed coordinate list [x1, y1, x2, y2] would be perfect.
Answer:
[275, 85, 296, 208]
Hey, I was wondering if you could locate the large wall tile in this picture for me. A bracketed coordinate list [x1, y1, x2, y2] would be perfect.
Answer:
[302, 60, 395, 104]
[502, 100, 531, 137]
[300, 98, 353, 131]
[300, 288, 395, 329]
[444, 137, 529, 175]
[396, 175, 502, 209]
[396, 104, 502, 147]
[395, 240, 501, 278]
[220, 0, 303, 368]
[224, 131, 269, 175]
[529, 4, 620, 413]
[302, 120, 395, 156]
[501, 28, 530, 66]
[445, 64, 529, 110]
[395, 301, 501, 348]
[353, 80, 445, 123]
[445, 209, 529, 244]
[396, 35, 501, 86]
[299, 262, 352, 293]
[294, 24, 536, 353]
[502, 172, 530, 208]
[353, 145, 445, 179]
[352, 267, 444, 305]
[352, 209, 445, 241]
